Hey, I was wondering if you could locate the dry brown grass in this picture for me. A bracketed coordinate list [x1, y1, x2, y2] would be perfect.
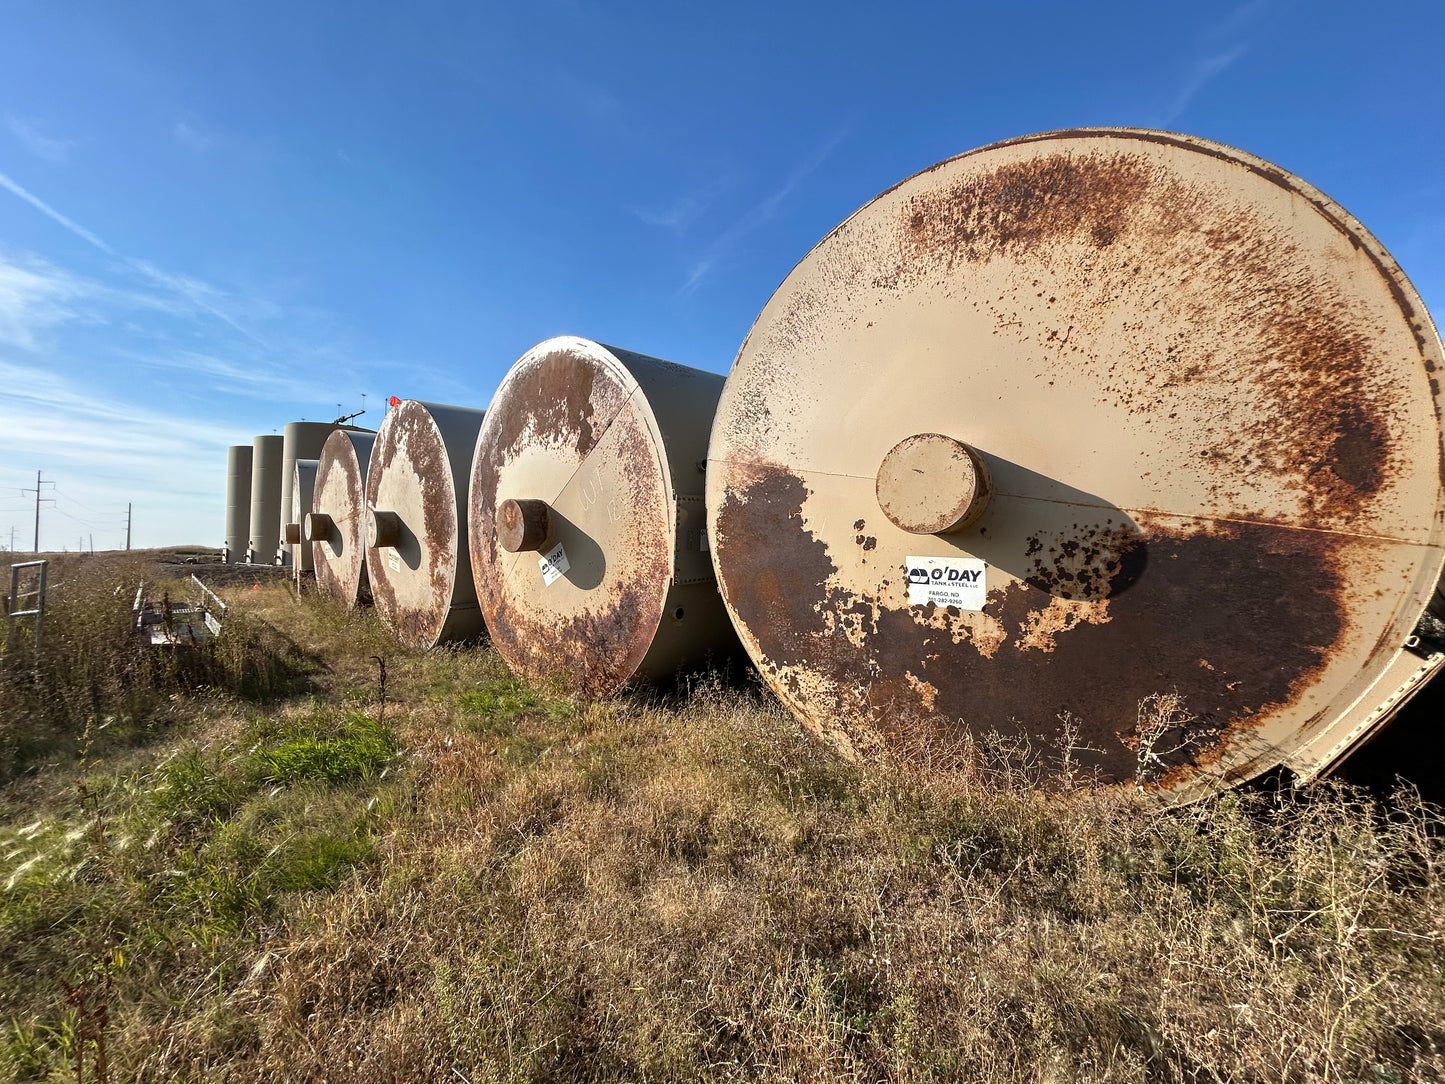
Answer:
[1, 562, 1442, 1083]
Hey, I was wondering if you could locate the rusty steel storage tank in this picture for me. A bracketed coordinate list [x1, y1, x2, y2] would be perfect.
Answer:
[468, 336, 738, 695]
[224, 445, 252, 564]
[305, 430, 378, 608]
[705, 128, 1445, 803]
[247, 434, 284, 564]
[283, 459, 319, 580]
[276, 421, 370, 565]
[365, 400, 488, 648]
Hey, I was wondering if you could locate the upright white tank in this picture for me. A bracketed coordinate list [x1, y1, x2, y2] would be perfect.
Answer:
[276, 421, 371, 565]
[247, 435, 284, 564]
[224, 444, 252, 564]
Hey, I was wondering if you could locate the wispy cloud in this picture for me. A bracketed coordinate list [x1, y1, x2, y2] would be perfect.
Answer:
[0, 256, 87, 350]
[632, 177, 732, 236]
[6, 115, 76, 164]
[633, 195, 709, 234]
[173, 118, 218, 152]
[127, 258, 263, 342]
[0, 357, 252, 548]
[0, 169, 265, 341]
[120, 346, 348, 405]
[1161, 44, 1249, 125]
[680, 127, 850, 294]
[0, 169, 113, 251]
[1159, 0, 1268, 126]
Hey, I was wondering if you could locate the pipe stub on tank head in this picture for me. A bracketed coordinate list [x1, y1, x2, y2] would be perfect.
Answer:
[303, 512, 334, 544]
[876, 433, 992, 535]
[367, 509, 402, 549]
[497, 498, 551, 553]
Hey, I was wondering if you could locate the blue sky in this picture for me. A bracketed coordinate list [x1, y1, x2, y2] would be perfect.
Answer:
[1, 1, 1442, 549]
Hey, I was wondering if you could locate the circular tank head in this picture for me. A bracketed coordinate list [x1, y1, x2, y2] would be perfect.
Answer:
[276, 421, 367, 565]
[311, 430, 375, 608]
[705, 129, 1445, 802]
[468, 337, 682, 696]
[365, 400, 487, 648]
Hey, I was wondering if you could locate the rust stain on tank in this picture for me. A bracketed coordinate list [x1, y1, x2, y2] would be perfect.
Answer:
[368, 403, 464, 649]
[902, 151, 1154, 266]
[470, 353, 671, 696]
[714, 464, 1352, 786]
[313, 441, 367, 607]
[890, 147, 1405, 530]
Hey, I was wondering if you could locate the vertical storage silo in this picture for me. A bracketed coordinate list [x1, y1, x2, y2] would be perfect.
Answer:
[306, 430, 378, 608]
[247, 434, 284, 564]
[224, 445, 252, 564]
[276, 421, 371, 565]
[365, 401, 488, 648]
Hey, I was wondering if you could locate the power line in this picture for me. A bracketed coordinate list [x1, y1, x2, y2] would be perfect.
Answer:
[52, 506, 101, 530]
[22, 471, 55, 553]
[53, 488, 127, 519]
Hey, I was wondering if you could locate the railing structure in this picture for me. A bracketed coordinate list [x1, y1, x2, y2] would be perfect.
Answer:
[4, 560, 48, 651]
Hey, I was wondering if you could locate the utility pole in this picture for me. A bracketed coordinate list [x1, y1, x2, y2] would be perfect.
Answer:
[125, 503, 132, 551]
[88, 533, 93, 553]
[23, 471, 55, 553]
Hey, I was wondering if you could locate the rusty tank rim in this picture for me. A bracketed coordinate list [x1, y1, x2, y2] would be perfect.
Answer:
[706, 128, 1445, 803]
[365, 400, 486, 649]
[468, 336, 676, 696]
[311, 429, 375, 608]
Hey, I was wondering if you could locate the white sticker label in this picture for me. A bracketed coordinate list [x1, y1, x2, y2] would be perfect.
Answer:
[906, 555, 987, 611]
[539, 542, 570, 586]
[387, 549, 401, 573]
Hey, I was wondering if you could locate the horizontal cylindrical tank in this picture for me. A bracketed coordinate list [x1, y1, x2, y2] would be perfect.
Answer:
[247, 435, 284, 564]
[224, 445, 252, 564]
[284, 459, 319, 581]
[469, 337, 740, 696]
[276, 421, 371, 565]
[706, 128, 1445, 804]
[365, 400, 488, 648]
[307, 430, 378, 608]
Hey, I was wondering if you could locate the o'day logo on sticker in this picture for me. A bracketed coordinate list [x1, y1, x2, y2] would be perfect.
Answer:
[905, 555, 987, 611]
[539, 542, 571, 587]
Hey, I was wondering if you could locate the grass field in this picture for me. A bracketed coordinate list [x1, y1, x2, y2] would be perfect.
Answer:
[1, 553, 1441, 1083]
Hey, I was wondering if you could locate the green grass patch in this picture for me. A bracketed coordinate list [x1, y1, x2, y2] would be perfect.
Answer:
[251, 712, 399, 784]
[457, 675, 575, 737]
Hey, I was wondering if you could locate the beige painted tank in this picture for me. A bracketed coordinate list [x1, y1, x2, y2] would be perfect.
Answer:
[468, 336, 738, 696]
[283, 459, 319, 581]
[365, 400, 488, 648]
[224, 444, 252, 564]
[305, 430, 377, 608]
[706, 128, 1445, 803]
[276, 421, 370, 565]
[247, 435, 284, 564]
